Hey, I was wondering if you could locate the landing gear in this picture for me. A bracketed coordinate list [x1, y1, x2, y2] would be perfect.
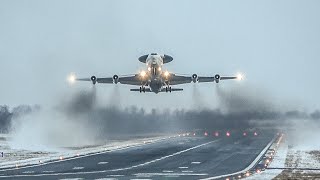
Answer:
[139, 86, 146, 93]
[165, 86, 172, 93]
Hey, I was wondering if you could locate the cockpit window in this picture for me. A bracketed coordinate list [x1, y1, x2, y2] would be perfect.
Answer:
[151, 53, 158, 55]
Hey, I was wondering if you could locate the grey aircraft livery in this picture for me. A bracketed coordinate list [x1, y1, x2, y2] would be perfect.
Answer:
[69, 53, 243, 93]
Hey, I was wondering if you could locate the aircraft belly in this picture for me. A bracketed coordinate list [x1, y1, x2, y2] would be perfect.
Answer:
[149, 79, 162, 93]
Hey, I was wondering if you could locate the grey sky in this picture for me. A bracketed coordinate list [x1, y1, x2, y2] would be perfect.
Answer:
[0, 0, 320, 110]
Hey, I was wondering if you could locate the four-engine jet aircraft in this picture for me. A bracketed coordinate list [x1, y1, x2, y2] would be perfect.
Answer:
[71, 53, 242, 93]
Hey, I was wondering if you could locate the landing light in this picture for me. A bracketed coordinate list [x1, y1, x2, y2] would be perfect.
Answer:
[140, 71, 146, 77]
[148, 67, 151, 71]
[237, 73, 244, 80]
[164, 71, 170, 77]
[67, 73, 76, 84]
[158, 67, 162, 71]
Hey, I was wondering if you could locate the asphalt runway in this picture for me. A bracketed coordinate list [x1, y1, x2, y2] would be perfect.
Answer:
[0, 131, 274, 180]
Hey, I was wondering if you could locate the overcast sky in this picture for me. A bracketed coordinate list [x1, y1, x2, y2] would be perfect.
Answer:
[0, 0, 320, 111]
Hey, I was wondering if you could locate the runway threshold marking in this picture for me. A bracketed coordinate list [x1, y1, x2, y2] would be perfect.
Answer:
[0, 139, 218, 178]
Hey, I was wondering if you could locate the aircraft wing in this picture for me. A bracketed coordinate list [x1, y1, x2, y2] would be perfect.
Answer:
[76, 74, 142, 86]
[117, 75, 142, 85]
[198, 76, 237, 82]
[167, 74, 192, 85]
[167, 73, 239, 85]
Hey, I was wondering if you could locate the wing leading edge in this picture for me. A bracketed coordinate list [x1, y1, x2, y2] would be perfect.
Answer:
[77, 74, 142, 86]
[167, 73, 238, 85]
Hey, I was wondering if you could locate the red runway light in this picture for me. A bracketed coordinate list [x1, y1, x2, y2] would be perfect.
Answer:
[226, 131, 230, 137]
[243, 132, 247, 136]
[254, 132, 258, 136]
[214, 132, 219, 137]
[204, 132, 208, 136]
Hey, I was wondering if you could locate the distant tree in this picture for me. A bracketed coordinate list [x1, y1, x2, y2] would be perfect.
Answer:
[0, 106, 12, 133]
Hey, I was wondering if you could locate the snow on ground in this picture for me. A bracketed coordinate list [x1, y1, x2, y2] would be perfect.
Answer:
[244, 135, 288, 180]
[245, 131, 320, 179]
[0, 133, 173, 169]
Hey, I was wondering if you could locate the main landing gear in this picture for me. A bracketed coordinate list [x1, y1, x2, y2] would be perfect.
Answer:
[139, 86, 146, 93]
[165, 86, 172, 93]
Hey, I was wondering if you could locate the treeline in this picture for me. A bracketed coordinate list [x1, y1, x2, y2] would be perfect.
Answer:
[0, 105, 39, 133]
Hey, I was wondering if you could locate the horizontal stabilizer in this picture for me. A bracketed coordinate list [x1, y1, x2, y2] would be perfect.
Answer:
[130, 88, 152, 92]
[130, 88, 183, 92]
[161, 88, 183, 92]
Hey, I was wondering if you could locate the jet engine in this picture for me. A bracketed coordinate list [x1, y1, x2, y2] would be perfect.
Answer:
[214, 74, 220, 83]
[192, 74, 198, 83]
[91, 76, 97, 85]
[113, 75, 119, 84]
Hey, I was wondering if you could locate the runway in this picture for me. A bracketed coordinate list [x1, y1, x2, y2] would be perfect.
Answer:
[0, 131, 274, 180]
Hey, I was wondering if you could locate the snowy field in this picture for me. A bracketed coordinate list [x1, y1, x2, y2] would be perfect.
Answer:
[245, 132, 320, 180]
[0, 133, 172, 169]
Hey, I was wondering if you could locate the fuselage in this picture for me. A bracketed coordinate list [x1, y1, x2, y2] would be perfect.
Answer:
[143, 53, 167, 93]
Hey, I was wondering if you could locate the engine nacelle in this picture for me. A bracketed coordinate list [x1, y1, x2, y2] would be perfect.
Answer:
[214, 74, 220, 83]
[192, 74, 198, 83]
[113, 75, 119, 84]
[91, 76, 97, 85]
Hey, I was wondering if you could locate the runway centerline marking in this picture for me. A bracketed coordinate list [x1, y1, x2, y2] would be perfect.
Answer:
[109, 140, 219, 172]
[109, 175, 124, 177]
[179, 167, 188, 169]
[98, 162, 109, 165]
[191, 162, 201, 164]
[162, 170, 173, 173]
[22, 171, 34, 174]
[0, 139, 219, 178]
[182, 170, 193, 173]
[134, 173, 208, 176]
[43, 171, 55, 173]
[72, 167, 84, 170]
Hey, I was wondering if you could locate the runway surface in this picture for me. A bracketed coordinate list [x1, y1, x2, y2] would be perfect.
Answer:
[0, 131, 274, 180]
